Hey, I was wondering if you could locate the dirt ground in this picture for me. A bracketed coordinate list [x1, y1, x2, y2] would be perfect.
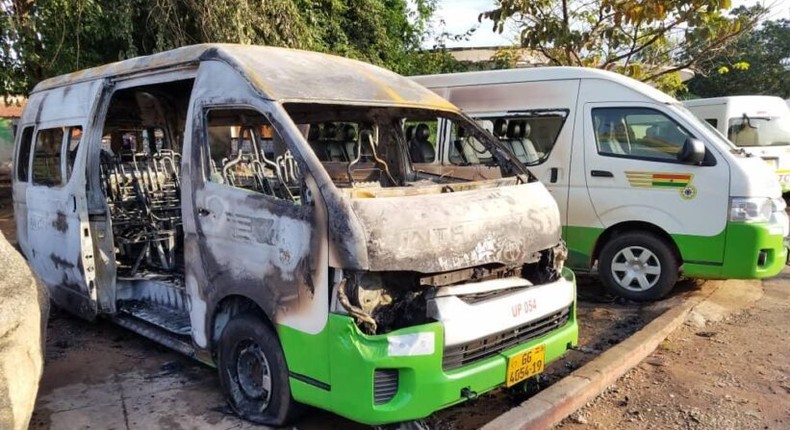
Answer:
[557, 271, 790, 430]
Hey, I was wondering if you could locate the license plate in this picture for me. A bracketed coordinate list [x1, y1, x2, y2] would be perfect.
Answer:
[505, 344, 545, 387]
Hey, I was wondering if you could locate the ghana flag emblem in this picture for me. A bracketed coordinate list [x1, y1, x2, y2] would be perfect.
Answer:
[625, 171, 697, 200]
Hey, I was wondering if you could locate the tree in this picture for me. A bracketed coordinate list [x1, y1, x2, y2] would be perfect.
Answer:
[480, 0, 764, 94]
[683, 18, 790, 98]
[0, 0, 459, 98]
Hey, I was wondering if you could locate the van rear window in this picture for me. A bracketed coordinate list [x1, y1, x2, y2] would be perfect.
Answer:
[15, 126, 34, 182]
[32, 127, 65, 186]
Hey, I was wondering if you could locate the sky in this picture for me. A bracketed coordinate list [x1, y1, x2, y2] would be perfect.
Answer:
[432, 0, 790, 48]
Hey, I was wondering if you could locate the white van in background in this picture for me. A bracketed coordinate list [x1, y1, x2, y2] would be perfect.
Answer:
[412, 67, 789, 301]
[683, 96, 790, 194]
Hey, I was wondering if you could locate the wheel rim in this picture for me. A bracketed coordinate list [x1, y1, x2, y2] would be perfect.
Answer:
[235, 340, 272, 408]
[610, 246, 662, 292]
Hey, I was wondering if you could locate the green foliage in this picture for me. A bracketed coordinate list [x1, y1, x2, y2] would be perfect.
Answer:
[0, 0, 461, 97]
[683, 18, 789, 98]
[480, 0, 762, 94]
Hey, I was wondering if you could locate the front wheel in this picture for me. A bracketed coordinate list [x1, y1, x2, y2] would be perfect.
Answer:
[598, 232, 679, 301]
[217, 312, 300, 426]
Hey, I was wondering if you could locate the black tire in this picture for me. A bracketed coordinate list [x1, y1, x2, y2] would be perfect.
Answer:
[598, 231, 679, 302]
[217, 312, 300, 426]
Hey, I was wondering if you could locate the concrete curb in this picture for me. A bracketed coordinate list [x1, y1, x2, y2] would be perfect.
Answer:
[481, 286, 719, 430]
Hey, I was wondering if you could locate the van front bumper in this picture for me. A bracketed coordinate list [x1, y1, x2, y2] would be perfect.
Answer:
[290, 270, 578, 426]
[685, 221, 787, 279]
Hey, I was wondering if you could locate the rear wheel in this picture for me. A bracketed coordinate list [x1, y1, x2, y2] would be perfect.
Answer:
[217, 312, 300, 426]
[599, 231, 678, 301]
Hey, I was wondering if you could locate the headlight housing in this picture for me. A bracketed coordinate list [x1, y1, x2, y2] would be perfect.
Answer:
[729, 197, 772, 223]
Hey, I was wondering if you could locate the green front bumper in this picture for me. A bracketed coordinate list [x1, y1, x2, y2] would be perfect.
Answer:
[284, 272, 579, 425]
[683, 222, 787, 279]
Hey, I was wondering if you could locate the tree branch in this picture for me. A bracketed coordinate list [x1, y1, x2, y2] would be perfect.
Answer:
[601, 13, 689, 68]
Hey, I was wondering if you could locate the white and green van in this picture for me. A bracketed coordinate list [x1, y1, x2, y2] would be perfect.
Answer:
[412, 67, 789, 301]
[683, 96, 790, 194]
[12, 45, 577, 427]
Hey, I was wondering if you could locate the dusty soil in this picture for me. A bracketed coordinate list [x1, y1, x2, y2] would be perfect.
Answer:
[556, 271, 790, 430]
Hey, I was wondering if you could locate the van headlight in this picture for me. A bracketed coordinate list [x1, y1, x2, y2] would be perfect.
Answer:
[729, 197, 772, 223]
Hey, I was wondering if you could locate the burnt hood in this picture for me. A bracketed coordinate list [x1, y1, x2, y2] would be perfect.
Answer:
[348, 182, 562, 273]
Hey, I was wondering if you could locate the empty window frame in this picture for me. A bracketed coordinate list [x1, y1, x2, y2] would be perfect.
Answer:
[31, 127, 65, 186]
[15, 126, 34, 182]
[205, 108, 301, 203]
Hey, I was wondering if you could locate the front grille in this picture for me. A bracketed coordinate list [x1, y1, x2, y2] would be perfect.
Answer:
[373, 369, 399, 404]
[442, 306, 571, 371]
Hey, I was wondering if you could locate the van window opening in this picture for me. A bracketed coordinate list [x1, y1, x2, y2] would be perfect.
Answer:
[205, 108, 302, 204]
[15, 126, 34, 182]
[284, 103, 530, 188]
[97, 79, 193, 281]
[65, 126, 83, 181]
[470, 110, 568, 166]
[31, 127, 66, 186]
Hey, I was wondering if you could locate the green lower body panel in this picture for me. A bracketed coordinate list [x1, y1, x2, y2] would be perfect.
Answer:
[692, 222, 786, 279]
[280, 270, 579, 426]
[562, 221, 786, 280]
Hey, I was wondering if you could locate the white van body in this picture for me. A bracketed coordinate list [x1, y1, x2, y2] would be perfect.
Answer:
[413, 67, 789, 300]
[683, 96, 790, 193]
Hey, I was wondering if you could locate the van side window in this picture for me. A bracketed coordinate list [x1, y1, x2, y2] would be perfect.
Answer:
[474, 112, 567, 166]
[31, 127, 65, 186]
[15, 126, 34, 182]
[593, 108, 691, 162]
[205, 108, 301, 204]
[65, 126, 82, 181]
[403, 121, 437, 163]
[705, 118, 718, 128]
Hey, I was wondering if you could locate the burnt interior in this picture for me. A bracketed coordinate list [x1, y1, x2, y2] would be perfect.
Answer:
[98, 80, 193, 278]
[340, 244, 567, 335]
[284, 103, 531, 188]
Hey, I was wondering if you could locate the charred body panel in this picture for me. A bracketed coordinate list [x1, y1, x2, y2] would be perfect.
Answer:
[349, 181, 561, 273]
[183, 61, 332, 348]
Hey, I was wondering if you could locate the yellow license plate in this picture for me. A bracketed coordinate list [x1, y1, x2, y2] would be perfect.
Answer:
[505, 344, 545, 387]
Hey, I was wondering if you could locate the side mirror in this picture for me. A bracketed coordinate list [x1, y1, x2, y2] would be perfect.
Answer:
[678, 138, 705, 164]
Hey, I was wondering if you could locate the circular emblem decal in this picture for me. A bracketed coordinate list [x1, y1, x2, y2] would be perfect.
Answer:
[680, 185, 697, 200]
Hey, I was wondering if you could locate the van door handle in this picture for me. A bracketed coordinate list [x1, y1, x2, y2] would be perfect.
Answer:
[197, 207, 212, 217]
[590, 170, 614, 178]
[549, 167, 558, 183]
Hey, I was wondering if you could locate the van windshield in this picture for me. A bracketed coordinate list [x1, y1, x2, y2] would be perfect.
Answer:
[727, 114, 790, 147]
[284, 104, 530, 188]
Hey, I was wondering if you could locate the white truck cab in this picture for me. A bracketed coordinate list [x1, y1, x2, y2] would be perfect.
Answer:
[683, 96, 790, 194]
[413, 67, 789, 301]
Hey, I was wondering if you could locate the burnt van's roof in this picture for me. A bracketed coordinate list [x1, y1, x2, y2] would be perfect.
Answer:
[32, 44, 456, 110]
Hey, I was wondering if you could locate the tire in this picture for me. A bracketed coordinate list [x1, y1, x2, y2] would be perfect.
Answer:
[598, 231, 679, 301]
[217, 312, 300, 426]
